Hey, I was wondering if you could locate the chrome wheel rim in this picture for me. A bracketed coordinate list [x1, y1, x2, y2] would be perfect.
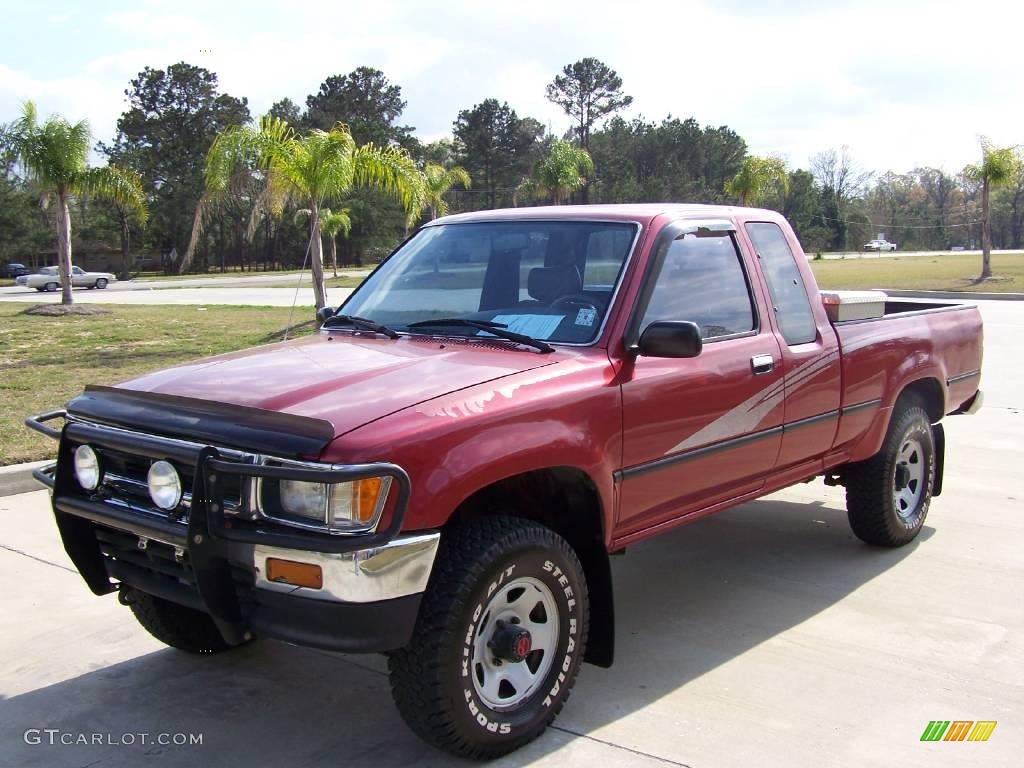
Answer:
[893, 437, 926, 520]
[470, 576, 559, 711]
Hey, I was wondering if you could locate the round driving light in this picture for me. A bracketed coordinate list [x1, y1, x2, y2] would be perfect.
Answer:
[73, 445, 101, 490]
[147, 460, 182, 510]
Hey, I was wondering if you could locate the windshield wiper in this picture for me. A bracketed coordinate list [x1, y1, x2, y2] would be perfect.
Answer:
[323, 314, 400, 339]
[406, 318, 554, 353]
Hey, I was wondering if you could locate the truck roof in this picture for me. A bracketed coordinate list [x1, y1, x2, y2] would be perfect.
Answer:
[429, 203, 782, 226]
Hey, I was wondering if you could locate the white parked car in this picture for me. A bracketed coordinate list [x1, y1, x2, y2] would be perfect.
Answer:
[15, 265, 116, 291]
[863, 238, 897, 252]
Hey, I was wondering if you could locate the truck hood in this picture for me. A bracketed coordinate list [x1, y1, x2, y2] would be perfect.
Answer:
[112, 332, 558, 441]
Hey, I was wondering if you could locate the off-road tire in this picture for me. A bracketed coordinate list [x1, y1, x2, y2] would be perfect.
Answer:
[128, 590, 238, 654]
[389, 516, 589, 759]
[846, 397, 935, 547]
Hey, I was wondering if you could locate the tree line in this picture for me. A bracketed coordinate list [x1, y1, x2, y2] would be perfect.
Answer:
[2, 57, 1021, 299]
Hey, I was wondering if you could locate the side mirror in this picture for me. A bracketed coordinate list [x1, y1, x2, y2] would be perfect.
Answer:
[637, 321, 703, 358]
[317, 306, 335, 324]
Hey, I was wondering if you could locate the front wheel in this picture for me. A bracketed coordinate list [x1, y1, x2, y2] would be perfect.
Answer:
[389, 516, 589, 759]
[95, 278, 108, 289]
[45, 282, 58, 292]
[845, 397, 935, 546]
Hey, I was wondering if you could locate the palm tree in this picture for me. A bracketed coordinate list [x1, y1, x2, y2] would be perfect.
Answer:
[964, 139, 1019, 279]
[319, 208, 352, 277]
[421, 163, 471, 220]
[725, 155, 789, 206]
[528, 140, 594, 205]
[2, 102, 147, 305]
[189, 116, 423, 309]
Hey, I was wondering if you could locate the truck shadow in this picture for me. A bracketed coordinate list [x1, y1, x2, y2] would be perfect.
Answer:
[0, 496, 929, 767]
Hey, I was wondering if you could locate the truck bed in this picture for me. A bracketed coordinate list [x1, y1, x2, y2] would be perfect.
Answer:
[832, 299, 983, 419]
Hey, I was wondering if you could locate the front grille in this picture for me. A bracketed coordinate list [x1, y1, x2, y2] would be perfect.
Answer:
[79, 443, 246, 519]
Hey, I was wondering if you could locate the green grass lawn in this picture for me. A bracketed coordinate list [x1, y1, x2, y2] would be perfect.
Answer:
[0, 304, 316, 466]
[810, 252, 1024, 292]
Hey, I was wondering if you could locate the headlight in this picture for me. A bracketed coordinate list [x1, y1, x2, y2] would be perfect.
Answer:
[74, 445, 101, 490]
[147, 460, 182, 510]
[273, 476, 392, 533]
[279, 479, 328, 520]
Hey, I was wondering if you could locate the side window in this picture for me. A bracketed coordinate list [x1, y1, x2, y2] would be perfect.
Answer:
[745, 222, 817, 345]
[640, 234, 755, 340]
[71, 267, 83, 275]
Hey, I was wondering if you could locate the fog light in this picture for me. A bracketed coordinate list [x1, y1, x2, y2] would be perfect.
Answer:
[147, 460, 182, 510]
[73, 445, 101, 490]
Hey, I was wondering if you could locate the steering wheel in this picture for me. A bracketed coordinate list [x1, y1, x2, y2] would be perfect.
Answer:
[550, 293, 602, 314]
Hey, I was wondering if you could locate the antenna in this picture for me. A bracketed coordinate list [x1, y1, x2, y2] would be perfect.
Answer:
[283, 229, 315, 342]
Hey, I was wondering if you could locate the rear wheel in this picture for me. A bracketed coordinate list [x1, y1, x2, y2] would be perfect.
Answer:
[389, 516, 588, 759]
[845, 397, 935, 546]
[126, 590, 241, 654]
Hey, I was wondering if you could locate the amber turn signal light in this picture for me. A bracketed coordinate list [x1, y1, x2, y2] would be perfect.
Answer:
[266, 558, 323, 589]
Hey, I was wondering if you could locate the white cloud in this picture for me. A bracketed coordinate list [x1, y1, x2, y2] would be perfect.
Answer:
[2, 0, 1021, 174]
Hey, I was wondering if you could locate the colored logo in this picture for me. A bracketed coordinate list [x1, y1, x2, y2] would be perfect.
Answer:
[920, 721, 997, 742]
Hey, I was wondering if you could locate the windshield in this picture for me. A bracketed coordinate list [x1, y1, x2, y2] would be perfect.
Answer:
[340, 221, 637, 344]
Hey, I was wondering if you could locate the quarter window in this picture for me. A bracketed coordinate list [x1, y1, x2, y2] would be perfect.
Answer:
[640, 233, 755, 340]
[745, 222, 817, 345]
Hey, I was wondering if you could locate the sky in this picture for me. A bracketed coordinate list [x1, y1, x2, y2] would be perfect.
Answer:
[1, 0, 1020, 175]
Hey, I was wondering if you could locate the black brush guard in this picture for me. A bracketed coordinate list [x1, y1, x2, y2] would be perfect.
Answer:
[26, 410, 411, 645]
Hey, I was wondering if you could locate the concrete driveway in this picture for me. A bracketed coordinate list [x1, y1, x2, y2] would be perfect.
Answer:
[1, 302, 1021, 767]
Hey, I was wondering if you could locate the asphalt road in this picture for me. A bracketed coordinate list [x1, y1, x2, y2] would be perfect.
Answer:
[819, 248, 1021, 261]
[2, 249, 1019, 307]
[0, 270, 370, 307]
[0, 285, 356, 307]
[0, 301, 1020, 767]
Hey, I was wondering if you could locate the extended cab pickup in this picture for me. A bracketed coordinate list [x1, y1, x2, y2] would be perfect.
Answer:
[27, 205, 983, 759]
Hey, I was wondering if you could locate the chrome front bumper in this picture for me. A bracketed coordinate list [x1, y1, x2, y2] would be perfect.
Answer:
[253, 532, 440, 603]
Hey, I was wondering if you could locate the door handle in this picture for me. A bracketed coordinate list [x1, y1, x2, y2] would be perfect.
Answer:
[751, 354, 774, 375]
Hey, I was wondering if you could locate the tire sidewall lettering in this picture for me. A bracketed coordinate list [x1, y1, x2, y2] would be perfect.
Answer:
[458, 549, 583, 736]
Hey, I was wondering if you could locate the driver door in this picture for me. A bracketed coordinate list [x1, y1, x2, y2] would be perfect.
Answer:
[617, 224, 784, 535]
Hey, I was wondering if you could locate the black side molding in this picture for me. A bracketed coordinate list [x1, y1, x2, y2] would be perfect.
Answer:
[66, 385, 335, 459]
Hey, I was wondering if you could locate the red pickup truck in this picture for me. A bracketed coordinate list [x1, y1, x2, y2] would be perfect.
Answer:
[28, 204, 983, 758]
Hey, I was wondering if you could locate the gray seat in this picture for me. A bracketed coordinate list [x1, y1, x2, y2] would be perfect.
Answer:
[526, 265, 582, 304]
